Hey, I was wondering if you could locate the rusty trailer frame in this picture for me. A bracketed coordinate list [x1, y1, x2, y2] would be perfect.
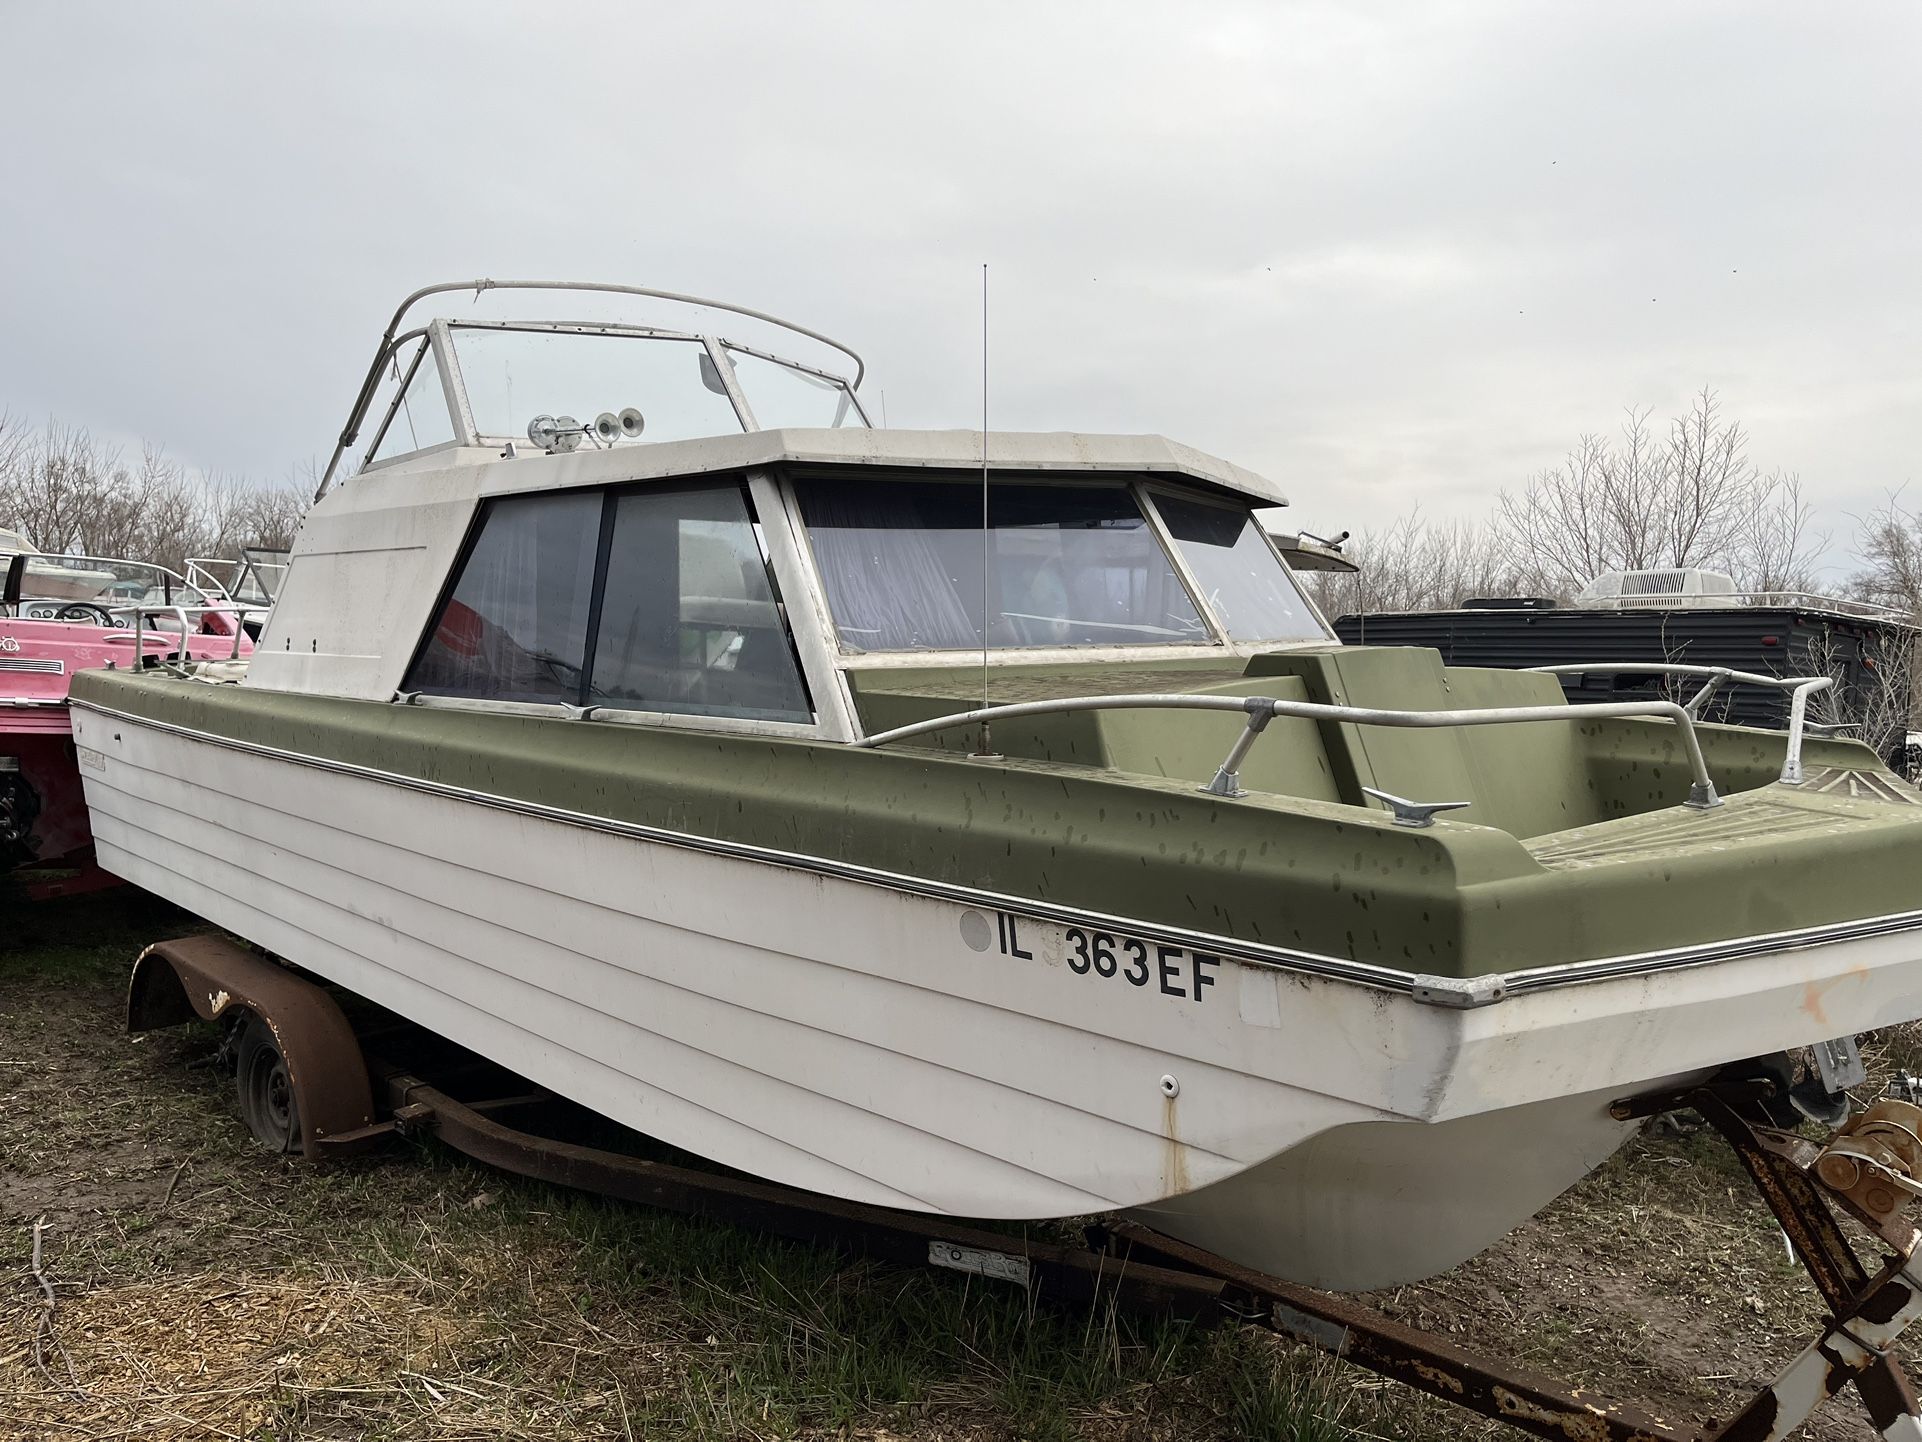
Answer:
[130, 935, 1922, 1441]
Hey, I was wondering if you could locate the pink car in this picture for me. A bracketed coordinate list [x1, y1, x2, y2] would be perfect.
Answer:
[1, 551, 255, 885]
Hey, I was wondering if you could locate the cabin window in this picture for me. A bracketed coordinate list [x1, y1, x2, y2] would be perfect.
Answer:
[1151, 493, 1326, 643]
[797, 476, 1209, 651]
[405, 491, 601, 702]
[588, 484, 812, 722]
[405, 480, 813, 724]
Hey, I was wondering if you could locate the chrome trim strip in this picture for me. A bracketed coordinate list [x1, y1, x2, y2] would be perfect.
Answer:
[71, 696, 1922, 1007]
[1500, 908, 1922, 994]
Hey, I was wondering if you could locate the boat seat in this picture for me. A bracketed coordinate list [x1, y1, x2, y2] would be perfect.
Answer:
[1247, 646, 1608, 839]
[846, 663, 1346, 804]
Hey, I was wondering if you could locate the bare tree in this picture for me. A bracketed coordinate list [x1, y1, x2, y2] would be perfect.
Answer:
[1801, 625, 1918, 768]
[1303, 510, 1550, 619]
[0, 412, 30, 487]
[1839, 494, 1922, 766]
[202, 472, 311, 554]
[1851, 492, 1922, 618]
[1739, 470, 1822, 593]
[1492, 388, 1824, 592]
[0, 418, 309, 574]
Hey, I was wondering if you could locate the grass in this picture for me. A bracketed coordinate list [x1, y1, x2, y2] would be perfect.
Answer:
[0, 888, 1908, 1440]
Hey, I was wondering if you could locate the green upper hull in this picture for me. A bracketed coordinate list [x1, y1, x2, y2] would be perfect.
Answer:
[71, 645, 1922, 979]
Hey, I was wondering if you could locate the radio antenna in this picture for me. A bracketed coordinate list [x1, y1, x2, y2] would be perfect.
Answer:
[974, 262, 994, 756]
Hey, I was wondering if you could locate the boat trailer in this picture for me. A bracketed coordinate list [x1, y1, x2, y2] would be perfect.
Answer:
[130, 933, 1922, 1441]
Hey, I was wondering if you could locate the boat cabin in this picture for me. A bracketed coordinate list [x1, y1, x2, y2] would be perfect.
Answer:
[270, 282, 1335, 745]
[240, 282, 1883, 861]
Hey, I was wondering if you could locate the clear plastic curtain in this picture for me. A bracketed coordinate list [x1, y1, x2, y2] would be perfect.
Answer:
[801, 483, 982, 651]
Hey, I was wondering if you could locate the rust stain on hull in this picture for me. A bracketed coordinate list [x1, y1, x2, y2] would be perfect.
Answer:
[1162, 1094, 1191, 1195]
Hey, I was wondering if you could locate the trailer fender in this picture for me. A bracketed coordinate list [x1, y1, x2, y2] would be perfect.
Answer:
[128, 934, 377, 1158]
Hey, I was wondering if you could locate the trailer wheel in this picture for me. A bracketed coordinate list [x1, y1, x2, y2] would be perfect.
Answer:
[235, 1014, 302, 1153]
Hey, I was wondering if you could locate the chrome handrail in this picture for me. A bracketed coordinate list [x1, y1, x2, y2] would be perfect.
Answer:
[853, 692, 1724, 812]
[1524, 664, 1833, 784]
[107, 602, 260, 667]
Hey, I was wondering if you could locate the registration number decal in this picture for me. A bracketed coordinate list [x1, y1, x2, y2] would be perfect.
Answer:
[988, 911, 1219, 1003]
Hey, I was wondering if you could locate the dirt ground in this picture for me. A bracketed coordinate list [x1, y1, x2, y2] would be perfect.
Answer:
[0, 887, 1909, 1440]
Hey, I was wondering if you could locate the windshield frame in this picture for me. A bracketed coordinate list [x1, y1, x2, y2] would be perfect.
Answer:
[320, 279, 870, 499]
[357, 319, 869, 474]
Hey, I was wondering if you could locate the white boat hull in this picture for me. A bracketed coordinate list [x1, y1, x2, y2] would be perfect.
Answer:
[72, 707, 1922, 1290]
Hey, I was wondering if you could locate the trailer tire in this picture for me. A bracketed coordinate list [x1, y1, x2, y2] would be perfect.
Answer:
[234, 1014, 302, 1153]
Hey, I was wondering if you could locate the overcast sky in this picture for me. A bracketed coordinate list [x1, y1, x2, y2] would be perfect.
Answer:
[2, 1, 1916, 571]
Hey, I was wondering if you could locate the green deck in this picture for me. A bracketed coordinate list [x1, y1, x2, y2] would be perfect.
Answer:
[72, 647, 1922, 979]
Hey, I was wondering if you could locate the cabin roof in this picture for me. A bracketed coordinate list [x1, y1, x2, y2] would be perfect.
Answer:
[407, 427, 1288, 510]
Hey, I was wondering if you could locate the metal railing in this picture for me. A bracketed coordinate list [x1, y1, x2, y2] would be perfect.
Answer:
[1736, 592, 1910, 623]
[186, 556, 288, 608]
[1524, 664, 1834, 784]
[112, 602, 261, 667]
[853, 691, 1726, 813]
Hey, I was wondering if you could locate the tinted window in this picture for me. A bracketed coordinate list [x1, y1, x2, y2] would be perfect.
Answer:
[588, 485, 812, 722]
[798, 477, 1209, 651]
[1153, 493, 1326, 643]
[406, 491, 600, 701]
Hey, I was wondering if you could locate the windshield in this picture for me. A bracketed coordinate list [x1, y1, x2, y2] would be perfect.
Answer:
[9, 555, 207, 615]
[726, 348, 866, 429]
[192, 552, 287, 606]
[385, 340, 458, 458]
[797, 477, 1211, 651]
[453, 328, 746, 447]
[239, 548, 290, 604]
[1152, 493, 1326, 643]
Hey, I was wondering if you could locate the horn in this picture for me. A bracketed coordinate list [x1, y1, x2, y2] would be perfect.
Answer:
[618, 407, 646, 438]
[527, 415, 559, 452]
[593, 412, 622, 443]
[552, 415, 582, 453]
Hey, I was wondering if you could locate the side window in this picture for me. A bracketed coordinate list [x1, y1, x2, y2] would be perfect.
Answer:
[588, 484, 812, 723]
[405, 491, 600, 702]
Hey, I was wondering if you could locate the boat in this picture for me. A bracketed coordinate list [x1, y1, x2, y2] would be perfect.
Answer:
[0, 527, 121, 602]
[2, 550, 250, 872]
[187, 547, 291, 638]
[69, 280, 1922, 1291]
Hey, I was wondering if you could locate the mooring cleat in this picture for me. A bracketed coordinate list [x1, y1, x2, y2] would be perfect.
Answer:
[1360, 786, 1470, 828]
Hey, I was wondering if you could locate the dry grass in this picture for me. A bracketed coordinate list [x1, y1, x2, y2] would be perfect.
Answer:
[0, 886, 1909, 1441]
